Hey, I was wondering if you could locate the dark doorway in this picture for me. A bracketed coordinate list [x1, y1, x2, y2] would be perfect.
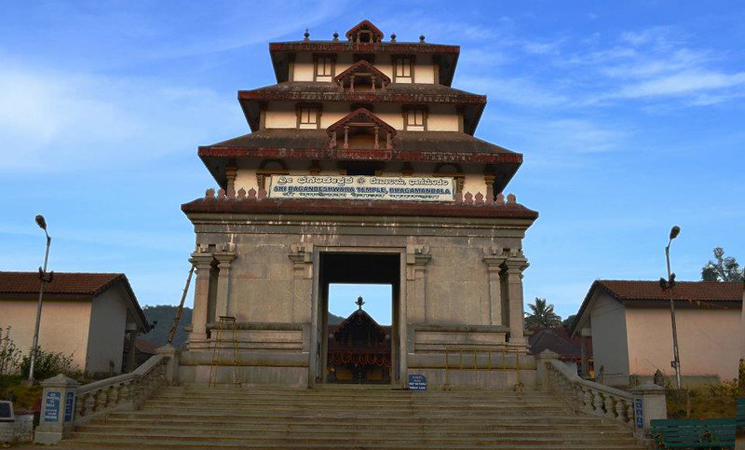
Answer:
[318, 252, 400, 384]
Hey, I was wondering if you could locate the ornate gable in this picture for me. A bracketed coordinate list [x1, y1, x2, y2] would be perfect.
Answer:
[333, 60, 391, 91]
[345, 20, 384, 43]
[326, 108, 396, 150]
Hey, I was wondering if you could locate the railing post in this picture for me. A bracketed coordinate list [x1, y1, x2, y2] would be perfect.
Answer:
[630, 383, 667, 433]
[156, 344, 178, 384]
[535, 350, 559, 390]
[34, 374, 79, 445]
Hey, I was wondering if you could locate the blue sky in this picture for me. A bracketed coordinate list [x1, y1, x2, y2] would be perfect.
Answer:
[1, 1, 743, 323]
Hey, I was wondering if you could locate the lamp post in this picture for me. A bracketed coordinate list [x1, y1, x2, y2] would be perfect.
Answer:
[28, 214, 52, 385]
[664, 225, 682, 391]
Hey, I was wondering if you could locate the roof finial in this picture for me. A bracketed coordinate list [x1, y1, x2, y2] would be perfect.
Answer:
[304, 28, 310, 41]
[356, 296, 365, 310]
[333, 31, 339, 41]
[419, 34, 426, 43]
[390, 33, 396, 42]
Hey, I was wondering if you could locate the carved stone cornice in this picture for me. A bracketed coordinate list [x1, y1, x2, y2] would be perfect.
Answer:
[288, 243, 314, 279]
[502, 248, 529, 275]
[189, 244, 214, 269]
[406, 244, 431, 281]
[482, 245, 507, 268]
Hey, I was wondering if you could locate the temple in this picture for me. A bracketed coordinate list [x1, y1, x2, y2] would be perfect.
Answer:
[180, 20, 539, 388]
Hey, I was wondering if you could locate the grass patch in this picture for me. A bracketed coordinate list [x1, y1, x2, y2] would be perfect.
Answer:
[666, 378, 743, 419]
[0, 375, 42, 413]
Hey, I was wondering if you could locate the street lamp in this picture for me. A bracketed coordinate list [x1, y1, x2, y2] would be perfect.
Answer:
[28, 214, 52, 384]
[662, 225, 682, 391]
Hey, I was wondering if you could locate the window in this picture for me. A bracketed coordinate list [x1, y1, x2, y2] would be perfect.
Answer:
[393, 56, 414, 83]
[297, 106, 320, 129]
[315, 55, 334, 80]
[404, 107, 427, 131]
[395, 57, 412, 77]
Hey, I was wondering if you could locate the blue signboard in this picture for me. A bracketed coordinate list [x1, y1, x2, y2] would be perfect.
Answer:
[634, 398, 644, 428]
[44, 391, 60, 422]
[408, 374, 427, 390]
[64, 391, 75, 422]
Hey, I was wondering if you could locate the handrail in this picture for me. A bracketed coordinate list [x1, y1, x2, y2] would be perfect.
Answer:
[544, 359, 635, 427]
[74, 354, 170, 425]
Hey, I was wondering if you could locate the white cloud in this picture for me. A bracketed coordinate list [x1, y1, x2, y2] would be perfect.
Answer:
[617, 70, 745, 99]
[0, 61, 240, 172]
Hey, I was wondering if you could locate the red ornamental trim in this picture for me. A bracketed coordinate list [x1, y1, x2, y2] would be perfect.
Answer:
[238, 90, 486, 105]
[345, 20, 384, 41]
[198, 146, 523, 164]
[333, 60, 391, 85]
[269, 42, 460, 54]
[326, 108, 397, 137]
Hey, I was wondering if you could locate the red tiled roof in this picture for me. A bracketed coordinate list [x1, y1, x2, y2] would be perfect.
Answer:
[0, 271, 124, 296]
[0, 271, 150, 331]
[596, 280, 742, 303]
[569, 280, 743, 336]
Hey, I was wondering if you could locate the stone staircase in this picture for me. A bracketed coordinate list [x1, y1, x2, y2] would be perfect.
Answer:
[60, 385, 645, 449]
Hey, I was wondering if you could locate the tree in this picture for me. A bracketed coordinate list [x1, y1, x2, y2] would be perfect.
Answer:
[525, 298, 562, 328]
[701, 247, 743, 282]
[562, 314, 577, 329]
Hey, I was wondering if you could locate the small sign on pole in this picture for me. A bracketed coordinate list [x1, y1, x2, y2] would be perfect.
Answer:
[408, 374, 427, 390]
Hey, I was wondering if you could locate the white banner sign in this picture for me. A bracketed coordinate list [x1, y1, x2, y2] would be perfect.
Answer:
[268, 175, 455, 202]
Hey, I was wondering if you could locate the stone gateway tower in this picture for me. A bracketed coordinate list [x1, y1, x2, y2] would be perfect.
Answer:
[180, 20, 538, 388]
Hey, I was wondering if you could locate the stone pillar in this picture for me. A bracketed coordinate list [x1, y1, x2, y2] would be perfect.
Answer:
[502, 250, 529, 347]
[189, 247, 214, 347]
[214, 243, 237, 318]
[34, 375, 78, 444]
[535, 349, 560, 390]
[482, 246, 507, 326]
[580, 327, 591, 379]
[288, 243, 314, 323]
[630, 383, 667, 431]
[156, 344, 179, 384]
[225, 165, 237, 196]
[484, 174, 495, 202]
[406, 244, 432, 323]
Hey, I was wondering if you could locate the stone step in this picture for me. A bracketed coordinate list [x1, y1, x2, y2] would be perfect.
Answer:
[66, 436, 643, 450]
[70, 431, 640, 446]
[102, 413, 615, 428]
[76, 424, 635, 439]
[142, 401, 568, 412]
[100, 416, 620, 430]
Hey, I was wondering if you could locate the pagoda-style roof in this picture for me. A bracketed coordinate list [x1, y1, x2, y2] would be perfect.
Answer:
[270, 41, 459, 86]
[198, 129, 522, 191]
[238, 82, 486, 135]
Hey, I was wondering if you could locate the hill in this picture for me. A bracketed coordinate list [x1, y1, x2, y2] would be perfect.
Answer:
[141, 305, 192, 348]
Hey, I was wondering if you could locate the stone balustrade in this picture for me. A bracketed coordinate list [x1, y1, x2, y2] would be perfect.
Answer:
[543, 358, 635, 427]
[202, 186, 521, 205]
[74, 352, 170, 425]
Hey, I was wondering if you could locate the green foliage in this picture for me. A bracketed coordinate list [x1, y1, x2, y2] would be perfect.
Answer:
[666, 379, 740, 419]
[525, 298, 562, 328]
[561, 314, 577, 329]
[20, 347, 75, 380]
[0, 327, 22, 376]
[701, 247, 742, 282]
[140, 305, 193, 348]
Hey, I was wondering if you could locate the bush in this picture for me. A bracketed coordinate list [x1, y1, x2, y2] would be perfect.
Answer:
[0, 327, 22, 375]
[20, 347, 75, 380]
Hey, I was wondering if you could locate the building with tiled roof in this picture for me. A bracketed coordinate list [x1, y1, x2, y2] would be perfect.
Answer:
[179, 20, 538, 388]
[570, 279, 744, 387]
[0, 272, 150, 375]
